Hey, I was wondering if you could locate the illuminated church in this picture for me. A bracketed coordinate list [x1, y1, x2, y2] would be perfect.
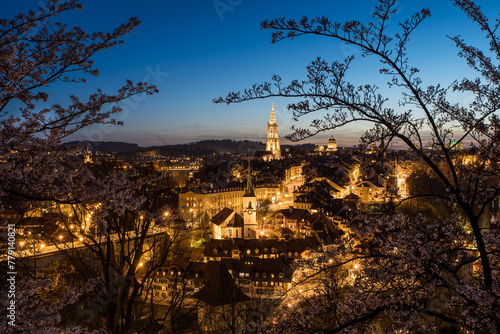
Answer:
[264, 103, 281, 160]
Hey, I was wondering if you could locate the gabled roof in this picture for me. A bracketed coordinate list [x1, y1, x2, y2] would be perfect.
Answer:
[192, 261, 250, 306]
[211, 208, 235, 226]
[344, 193, 360, 200]
[203, 239, 234, 258]
[226, 213, 243, 228]
[221, 257, 293, 283]
[203, 237, 322, 259]
[276, 208, 310, 221]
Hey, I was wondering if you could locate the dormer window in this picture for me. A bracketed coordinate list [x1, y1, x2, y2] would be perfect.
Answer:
[247, 249, 251, 255]
[213, 249, 218, 255]
[263, 273, 267, 278]
[255, 272, 259, 278]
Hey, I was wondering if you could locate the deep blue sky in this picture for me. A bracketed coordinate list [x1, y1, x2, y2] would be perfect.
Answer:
[4, 0, 500, 147]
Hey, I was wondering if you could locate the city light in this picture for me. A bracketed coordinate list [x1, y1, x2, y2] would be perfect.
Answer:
[79, 237, 84, 242]
[19, 241, 24, 247]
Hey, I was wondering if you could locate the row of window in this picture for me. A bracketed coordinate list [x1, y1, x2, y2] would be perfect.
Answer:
[238, 272, 285, 279]
[213, 249, 300, 258]
[255, 281, 284, 287]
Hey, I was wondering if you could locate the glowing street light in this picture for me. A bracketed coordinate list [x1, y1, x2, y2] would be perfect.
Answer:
[20, 241, 24, 247]
[59, 235, 63, 241]
[79, 237, 84, 242]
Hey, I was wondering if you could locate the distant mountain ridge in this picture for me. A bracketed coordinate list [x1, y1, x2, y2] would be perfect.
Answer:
[63, 139, 315, 156]
[63, 141, 140, 153]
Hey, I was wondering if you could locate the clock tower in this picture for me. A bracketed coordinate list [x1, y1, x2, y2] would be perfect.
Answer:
[243, 160, 257, 239]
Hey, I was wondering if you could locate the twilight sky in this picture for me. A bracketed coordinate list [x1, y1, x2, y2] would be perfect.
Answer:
[4, 0, 500, 147]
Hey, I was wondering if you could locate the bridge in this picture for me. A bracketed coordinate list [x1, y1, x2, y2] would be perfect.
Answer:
[2, 227, 172, 270]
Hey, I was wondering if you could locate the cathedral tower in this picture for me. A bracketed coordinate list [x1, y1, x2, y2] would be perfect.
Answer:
[243, 160, 257, 239]
[265, 103, 281, 160]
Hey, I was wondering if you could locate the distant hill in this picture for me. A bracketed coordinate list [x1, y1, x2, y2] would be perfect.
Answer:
[63, 139, 315, 156]
[135, 140, 266, 156]
[63, 141, 139, 153]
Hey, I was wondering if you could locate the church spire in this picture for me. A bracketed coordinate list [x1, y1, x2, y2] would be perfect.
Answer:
[269, 102, 276, 124]
[243, 159, 255, 197]
[265, 102, 281, 160]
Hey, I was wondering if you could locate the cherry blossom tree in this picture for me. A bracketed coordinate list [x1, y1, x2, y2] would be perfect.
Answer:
[0, 0, 157, 208]
[0, 1, 164, 332]
[216, 0, 500, 332]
